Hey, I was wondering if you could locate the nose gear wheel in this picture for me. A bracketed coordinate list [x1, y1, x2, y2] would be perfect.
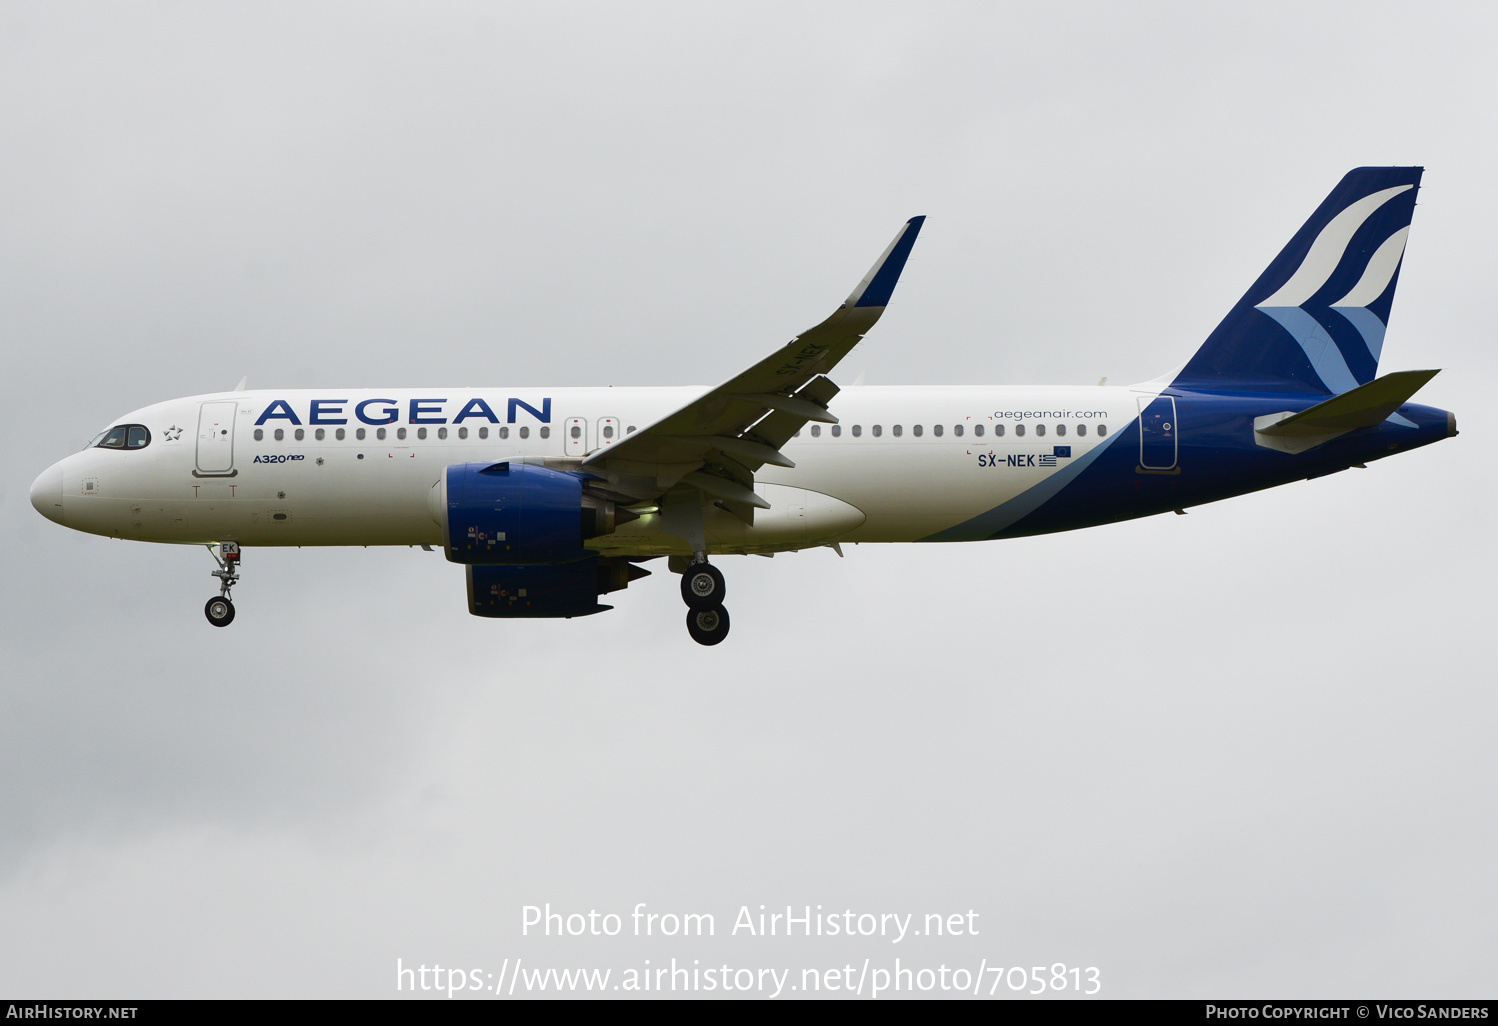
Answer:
[204, 596, 235, 627]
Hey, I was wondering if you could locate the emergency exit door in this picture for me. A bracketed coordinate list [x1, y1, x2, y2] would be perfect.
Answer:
[564, 417, 588, 456]
[596, 417, 620, 449]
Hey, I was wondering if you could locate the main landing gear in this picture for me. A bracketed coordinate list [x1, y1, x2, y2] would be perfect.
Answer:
[680, 558, 729, 646]
[204, 541, 240, 628]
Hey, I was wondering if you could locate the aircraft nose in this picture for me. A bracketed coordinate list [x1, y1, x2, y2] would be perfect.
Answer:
[30, 462, 64, 524]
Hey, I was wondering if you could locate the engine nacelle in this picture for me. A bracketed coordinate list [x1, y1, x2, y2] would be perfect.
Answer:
[467, 556, 651, 618]
[439, 461, 622, 565]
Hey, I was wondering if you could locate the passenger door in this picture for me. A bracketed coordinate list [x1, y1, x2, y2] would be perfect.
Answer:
[1137, 395, 1177, 470]
[195, 401, 237, 476]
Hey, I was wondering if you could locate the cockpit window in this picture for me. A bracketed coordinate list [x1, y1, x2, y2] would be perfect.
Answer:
[93, 425, 151, 450]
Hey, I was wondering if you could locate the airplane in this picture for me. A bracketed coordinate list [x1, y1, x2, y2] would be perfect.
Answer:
[29, 167, 1455, 645]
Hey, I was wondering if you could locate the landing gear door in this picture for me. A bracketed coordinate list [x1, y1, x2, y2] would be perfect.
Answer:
[196, 401, 237, 475]
[1137, 395, 1177, 470]
[564, 417, 588, 457]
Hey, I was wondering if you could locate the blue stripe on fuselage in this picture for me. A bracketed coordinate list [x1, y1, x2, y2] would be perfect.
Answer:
[920, 393, 1450, 542]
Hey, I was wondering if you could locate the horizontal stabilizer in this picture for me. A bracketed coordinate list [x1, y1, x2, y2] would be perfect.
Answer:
[1254, 369, 1438, 453]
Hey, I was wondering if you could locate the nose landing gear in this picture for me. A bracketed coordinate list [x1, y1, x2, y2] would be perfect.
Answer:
[204, 541, 240, 628]
[680, 557, 729, 645]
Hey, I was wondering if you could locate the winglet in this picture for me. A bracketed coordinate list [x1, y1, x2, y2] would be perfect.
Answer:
[848, 216, 925, 308]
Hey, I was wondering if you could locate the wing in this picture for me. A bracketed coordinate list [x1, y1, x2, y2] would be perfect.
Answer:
[581, 216, 925, 519]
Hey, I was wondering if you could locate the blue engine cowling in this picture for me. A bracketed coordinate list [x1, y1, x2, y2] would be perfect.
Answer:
[467, 556, 650, 618]
[442, 461, 589, 565]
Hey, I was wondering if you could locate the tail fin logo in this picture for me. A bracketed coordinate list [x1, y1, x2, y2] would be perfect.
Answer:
[1254, 184, 1413, 393]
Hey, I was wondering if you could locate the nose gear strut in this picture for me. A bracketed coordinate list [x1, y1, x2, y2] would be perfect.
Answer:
[204, 541, 240, 627]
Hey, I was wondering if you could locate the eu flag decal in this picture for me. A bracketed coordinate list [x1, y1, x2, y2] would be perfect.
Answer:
[1053, 446, 1072, 458]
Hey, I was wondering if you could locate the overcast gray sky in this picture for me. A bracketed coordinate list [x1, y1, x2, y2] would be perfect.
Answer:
[2, 0, 1494, 999]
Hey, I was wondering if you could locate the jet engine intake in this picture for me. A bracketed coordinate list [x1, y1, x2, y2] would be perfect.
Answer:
[439, 461, 628, 565]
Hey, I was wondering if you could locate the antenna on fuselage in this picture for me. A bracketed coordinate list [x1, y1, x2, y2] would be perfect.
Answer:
[233, 376, 248, 392]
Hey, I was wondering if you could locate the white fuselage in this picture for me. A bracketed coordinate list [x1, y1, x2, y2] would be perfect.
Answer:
[36, 386, 1135, 555]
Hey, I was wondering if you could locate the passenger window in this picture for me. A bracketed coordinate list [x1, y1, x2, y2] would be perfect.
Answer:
[438, 427, 447, 439]
[893, 425, 902, 437]
[1015, 424, 1026, 437]
[1077, 424, 1086, 437]
[274, 428, 285, 441]
[356, 428, 366, 440]
[336, 428, 346, 440]
[995, 424, 1005, 437]
[602, 425, 614, 439]
[627, 426, 636, 433]
[872, 424, 882, 437]
[811, 425, 821, 437]
[417, 427, 427, 440]
[127, 426, 150, 448]
[831, 425, 842, 437]
[953, 424, 963, 437]
[397, 427, 407, 440]
[295, 428, 305, 441]
[973, 424, 984, 438]
[458, 426, 468, 439]
[933, 424, 942, 437]
[1036, 424, 1046, 437]
[482, 426, 492, 439]
[851, 425, 862, 437]
[1097, 424, 1108, 437]
[376, 428, 386, 440]
[539, 426, 550, 439]
[520, 426, 530, 439]
[1056, 423, 1066, 437]
[253, 428, 264, 442]
[570, 425, 581, 439]
[315, 428, 325, 441]
[913, 424, 923, 437]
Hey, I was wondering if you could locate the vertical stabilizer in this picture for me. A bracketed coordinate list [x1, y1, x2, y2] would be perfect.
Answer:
[1173, 167, 1422, 394]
